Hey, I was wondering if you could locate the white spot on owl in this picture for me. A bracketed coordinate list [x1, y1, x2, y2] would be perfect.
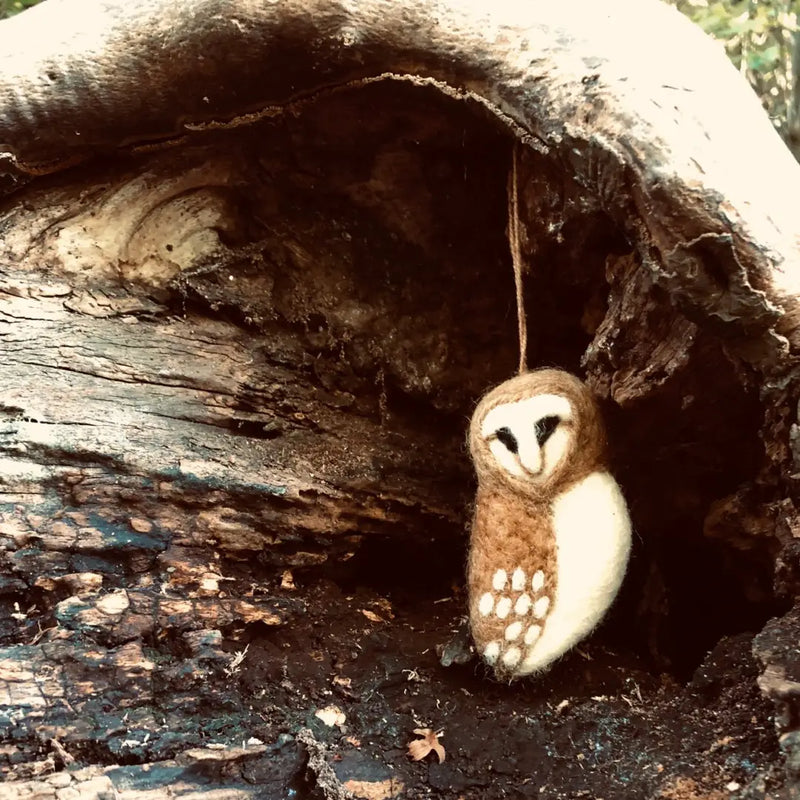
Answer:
[511, 568, 525, 591]
[502, 646, 522, 668]
[533, 596, 550, 619]
[505, 621, 523, 641]
[492, 569, 507, 591]
[484, 641, 501, 665]
[532, 570, 545, 592]
[524, 624, 542, 645]
[495, 597, 512, 619]
[478, 592, 494, 616]
[514, 594, 531, 615]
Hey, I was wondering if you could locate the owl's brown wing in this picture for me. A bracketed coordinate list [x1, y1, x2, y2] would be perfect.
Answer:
[467, 491, 556, 676]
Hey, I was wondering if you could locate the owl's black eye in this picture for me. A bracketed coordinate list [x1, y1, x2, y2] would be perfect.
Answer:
[494, 426, 518, 454]
[535, 415, 560, 446]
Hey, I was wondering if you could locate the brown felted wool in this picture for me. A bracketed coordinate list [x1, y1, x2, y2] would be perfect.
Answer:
[466, 368, 625, 680]
[467, 485, 557, 676]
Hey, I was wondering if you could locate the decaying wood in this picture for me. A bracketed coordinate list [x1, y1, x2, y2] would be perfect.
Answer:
[2, 0, 800, 796]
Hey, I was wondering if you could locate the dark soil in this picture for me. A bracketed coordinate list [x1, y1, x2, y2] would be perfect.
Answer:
[151, 555, 779, 800]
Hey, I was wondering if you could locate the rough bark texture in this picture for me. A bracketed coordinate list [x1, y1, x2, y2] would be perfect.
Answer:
[2, 0, 800, 797]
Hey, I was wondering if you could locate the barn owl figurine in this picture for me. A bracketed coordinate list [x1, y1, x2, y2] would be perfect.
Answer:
[467, 369, 631, 679]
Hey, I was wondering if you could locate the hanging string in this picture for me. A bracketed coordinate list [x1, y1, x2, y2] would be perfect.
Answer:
[507, 140, 527, 375]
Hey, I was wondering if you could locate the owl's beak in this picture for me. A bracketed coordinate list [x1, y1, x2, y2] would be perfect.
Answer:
[518, 442, 543, 475]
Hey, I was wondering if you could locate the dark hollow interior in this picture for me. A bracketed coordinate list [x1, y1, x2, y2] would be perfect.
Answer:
[170, 80, 778, 678]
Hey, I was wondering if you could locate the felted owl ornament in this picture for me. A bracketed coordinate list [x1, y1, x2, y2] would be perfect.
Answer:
[467, 368, 631, 679]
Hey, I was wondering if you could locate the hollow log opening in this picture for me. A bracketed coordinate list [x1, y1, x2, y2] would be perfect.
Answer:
[205, 81, 783, 676]
[2, 80, 780, 677]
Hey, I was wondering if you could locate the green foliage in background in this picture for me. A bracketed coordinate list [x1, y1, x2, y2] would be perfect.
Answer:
[666, 0, 800, 147]
[0, 0, 42, 18]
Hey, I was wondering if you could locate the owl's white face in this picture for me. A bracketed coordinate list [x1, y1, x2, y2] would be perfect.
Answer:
[480, 394, 573, 483]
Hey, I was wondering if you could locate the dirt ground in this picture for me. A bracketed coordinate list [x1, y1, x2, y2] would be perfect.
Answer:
[0, 528, 788, 800]
[81, 546, 780, 800]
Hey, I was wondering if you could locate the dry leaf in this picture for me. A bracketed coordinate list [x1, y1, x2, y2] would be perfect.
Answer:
[370, 597, 395, 619]
[361, 609, 384, 623]
[407, 728, 445, 763]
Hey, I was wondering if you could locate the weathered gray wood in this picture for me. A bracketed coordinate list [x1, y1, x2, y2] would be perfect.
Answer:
[1, 0, 799, 366]
[1, 0, 800, 797]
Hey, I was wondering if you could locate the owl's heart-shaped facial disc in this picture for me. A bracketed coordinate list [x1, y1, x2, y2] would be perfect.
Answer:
[480, 393, 573, 481]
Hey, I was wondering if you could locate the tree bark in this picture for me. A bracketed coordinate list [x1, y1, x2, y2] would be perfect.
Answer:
[1, 0, 800, 797]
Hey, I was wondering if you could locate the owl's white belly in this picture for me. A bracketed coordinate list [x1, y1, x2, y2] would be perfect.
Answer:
[520, 470, 631, 675]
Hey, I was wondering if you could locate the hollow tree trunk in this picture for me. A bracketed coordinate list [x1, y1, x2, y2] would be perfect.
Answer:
[2, 0, 800, 798]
